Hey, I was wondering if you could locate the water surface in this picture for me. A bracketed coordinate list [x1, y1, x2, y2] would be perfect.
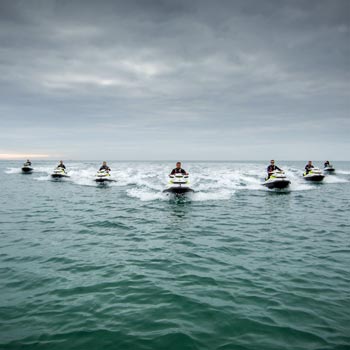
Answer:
[1, 161, 349, 349]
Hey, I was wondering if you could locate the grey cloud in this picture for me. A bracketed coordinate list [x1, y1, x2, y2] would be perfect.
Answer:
[0, 0, 349, 160]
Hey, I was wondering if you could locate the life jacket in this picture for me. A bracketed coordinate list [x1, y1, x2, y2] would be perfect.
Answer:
[172, 168, 185, 174]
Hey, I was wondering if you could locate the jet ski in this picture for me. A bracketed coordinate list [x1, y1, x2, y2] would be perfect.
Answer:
[324, 164, 335, 173]
[21, 163, 33, 173]
[51, 167, 69, 179]
[95, 170, 115, 183]
[163, 174, 194, 194]
[262, 170, 291, 189]
[303, 167, 325, 182]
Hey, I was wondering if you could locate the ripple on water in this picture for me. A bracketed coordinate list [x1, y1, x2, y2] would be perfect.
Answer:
[1, 161, 350, 349]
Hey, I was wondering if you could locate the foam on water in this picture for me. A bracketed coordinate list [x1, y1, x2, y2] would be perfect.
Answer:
[336, 170, 350, 175]
[4, 162, 350, 200]
[5, 167, 22, 174]
[323, 175, 349, 183]
[127, 188, 167, 201]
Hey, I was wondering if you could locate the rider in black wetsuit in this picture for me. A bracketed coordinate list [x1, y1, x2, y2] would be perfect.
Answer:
[99, 161, 111, 172]
[24, 159, 31, 166]
[57, 161, 66, 169]
[267, 160, 282, 179]
[305, 161, 314, 174]
[170, 162, 188, 175]
[324, 161, 330, 168]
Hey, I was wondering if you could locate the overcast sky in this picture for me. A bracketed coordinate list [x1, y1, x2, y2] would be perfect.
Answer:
[0, 0, 349, 160]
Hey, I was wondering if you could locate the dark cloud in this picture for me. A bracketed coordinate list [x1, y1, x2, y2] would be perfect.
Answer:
[0, 0, 349, 159]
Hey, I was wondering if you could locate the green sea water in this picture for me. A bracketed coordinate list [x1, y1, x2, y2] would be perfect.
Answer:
[1, 161, 349, 350]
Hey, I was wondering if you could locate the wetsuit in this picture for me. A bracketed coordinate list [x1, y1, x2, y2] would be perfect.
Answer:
[99, 165, 111, 171]
[170, 168, 187, 175]
[324, 162, 330, 168]
[25, 162, 31, 166]
[305, 164, 314, 174]
[57, 164, 66, 169]
[267, 165, 281, 178]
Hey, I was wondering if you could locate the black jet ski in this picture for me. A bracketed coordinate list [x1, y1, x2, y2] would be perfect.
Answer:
[94, 170, 115, 183]
[51, 167, 69, 179]
[21, 163, 33, 173]
[163, 174, 194, 194]
[262, 171, 291, 189]
[324, 164, 335, 174]
[303, 167, 325, 182]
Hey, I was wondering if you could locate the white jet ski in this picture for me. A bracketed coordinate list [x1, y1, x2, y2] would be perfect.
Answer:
[95, 170, 115, 183]
[21, 163, 33, 173]
[262, 170, 291, 189]
[163, 173, 194, 194]
[303, 167, 325, 182]
[51, 167, 69, 179]
[324, 165, 335, 174]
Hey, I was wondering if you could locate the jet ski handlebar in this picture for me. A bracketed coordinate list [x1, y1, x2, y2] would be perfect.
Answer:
[169, 174, 189, 178]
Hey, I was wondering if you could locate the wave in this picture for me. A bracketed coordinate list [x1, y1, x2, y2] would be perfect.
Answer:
[4, 162, 350, 201]
[336, 170, 350, 175]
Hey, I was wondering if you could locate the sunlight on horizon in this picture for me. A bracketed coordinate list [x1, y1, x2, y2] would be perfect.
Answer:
[0, 153, 50, 160]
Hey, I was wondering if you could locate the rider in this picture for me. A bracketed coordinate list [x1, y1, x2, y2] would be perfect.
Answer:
[99, 161, 111, 172]
[170, 162, 188, 176]
[324, 160, 330, 168]
[24, 159, 31, 166]
[266, 160, 282, 179]
[57, 160, 66, 169]
[305, 161, 314, 174]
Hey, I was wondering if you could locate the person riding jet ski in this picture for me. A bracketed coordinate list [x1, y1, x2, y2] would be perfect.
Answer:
[170, 162, 188, 176]
[57, 160, 66, 169]
[99, 161, 111, 172]
[267, 160, 282, 179]
[164, 162, 193, 194]
[22, 159, 33, 173]
[305, 161, 314, 174]
[324, 160, 335, 173]
[95, 161, 113, 183]
[51, 160, 68, 178]
[303, 161, 324, 182]
[263, 160, 290, 189]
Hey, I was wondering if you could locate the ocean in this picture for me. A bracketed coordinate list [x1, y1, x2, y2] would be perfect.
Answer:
[1, 160, 349, 350]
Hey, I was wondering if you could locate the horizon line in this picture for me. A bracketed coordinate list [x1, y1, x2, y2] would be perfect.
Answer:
[0, 159, 348, 162]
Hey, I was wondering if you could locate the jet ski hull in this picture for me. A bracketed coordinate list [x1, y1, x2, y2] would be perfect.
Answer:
[51, 174, 69, 179]
[95, 178, 114, 183]
[324, 167, 335, 173]
[21, 166, 33, 173]
[163, 187, 194, 194]
[303, 174, 325, 182]
[262, 179, 290, 189]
